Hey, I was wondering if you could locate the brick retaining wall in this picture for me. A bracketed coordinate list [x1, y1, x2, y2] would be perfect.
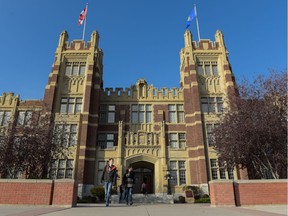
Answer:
[0, 179, 77, 207]
[209, 179, 288, 207]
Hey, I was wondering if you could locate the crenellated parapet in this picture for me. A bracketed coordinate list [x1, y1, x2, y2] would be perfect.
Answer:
[101, 79, 183, 101]
[0, 93, 19, 107]
[57, 30, 100, 52]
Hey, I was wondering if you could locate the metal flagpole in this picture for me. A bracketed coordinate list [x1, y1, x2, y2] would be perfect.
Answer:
[194, 4, 201, 41]
[82, 3, 88, 40]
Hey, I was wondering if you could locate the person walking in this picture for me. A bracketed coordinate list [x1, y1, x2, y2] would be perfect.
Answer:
[123, 166, 135, 205]
[141, 180, 147, 196]
[101, 158, 117, 207]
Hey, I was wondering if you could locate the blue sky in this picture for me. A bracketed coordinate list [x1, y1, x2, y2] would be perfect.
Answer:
[0, 0, 287, 100]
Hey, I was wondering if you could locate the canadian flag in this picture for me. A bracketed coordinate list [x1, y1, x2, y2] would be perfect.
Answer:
[78, 6, 87, 26]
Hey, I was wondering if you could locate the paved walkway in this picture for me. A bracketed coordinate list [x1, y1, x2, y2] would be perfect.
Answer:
[0, 203, 287, 216]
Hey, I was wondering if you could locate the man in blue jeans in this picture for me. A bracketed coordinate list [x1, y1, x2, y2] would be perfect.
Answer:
[123, 166, 135, 205]
[101, 158, 117, 207]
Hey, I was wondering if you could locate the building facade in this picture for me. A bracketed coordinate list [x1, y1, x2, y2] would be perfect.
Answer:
[0, 29, 244, 197]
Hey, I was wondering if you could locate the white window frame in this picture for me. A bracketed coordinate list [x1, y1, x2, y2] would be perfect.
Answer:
[0, 111, 11, 127]
[169, 160, 186, 186]
[50, 159, 74, 179]
[168, 104, 184, 123]
[17, 110, 32, 127]
[169, 133, 186, 149]
[60, 97, 82, 114]
[65, 62, 86, 76]
[131, 104, 152, 124]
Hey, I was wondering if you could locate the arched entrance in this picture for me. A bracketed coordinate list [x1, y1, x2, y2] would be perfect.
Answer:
[130, 161, 154, 194]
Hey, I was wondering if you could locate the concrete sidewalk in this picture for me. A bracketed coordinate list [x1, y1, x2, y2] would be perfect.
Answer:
[0, 203, 287, 216]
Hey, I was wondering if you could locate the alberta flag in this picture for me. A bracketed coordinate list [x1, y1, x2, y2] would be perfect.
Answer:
[78, 6, 87, 26]
[186, 8, 196, 29]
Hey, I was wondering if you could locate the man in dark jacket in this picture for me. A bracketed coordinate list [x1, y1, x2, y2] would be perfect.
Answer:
[101, 158, 117, 207]
[123, 166, 135, 205]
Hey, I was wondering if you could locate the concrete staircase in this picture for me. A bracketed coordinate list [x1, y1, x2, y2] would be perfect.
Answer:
[111, 194, 174, 204]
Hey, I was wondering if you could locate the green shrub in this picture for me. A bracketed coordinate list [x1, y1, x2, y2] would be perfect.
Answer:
[202, 194, 209, 198]
[178, 196, 186, 203]
[91, 186, 105, 201]
[194, 197, 210, 203]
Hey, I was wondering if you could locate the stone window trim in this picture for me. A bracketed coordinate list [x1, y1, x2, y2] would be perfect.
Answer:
[65, 62, 86, 76]
[131, 104, 152, 124]
[209, 158, 234, 180]
[97, 160, 106, 185]
[17, 110, 33, 127]
[201, 97, 223, 114]
[99, 104, 116, 124]
[50, 159, 74, 179]
[97, 132, 118, 149]
[55, 124, 78, 147]
[205, 123, 220, 146]
[0, 110, 11, 127]
[196, 61, 218, 76]
[169, 160, 186, 186]
[60, 97, 82, 114]
[168, 104, 185, 123]
[168, 132, 186, 149]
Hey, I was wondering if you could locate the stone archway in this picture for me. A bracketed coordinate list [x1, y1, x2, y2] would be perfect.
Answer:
[125, 155, 157, 194]
[130, 161, 154, 193]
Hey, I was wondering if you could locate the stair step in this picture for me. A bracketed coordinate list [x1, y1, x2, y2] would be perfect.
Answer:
[111, 194, 174, 204]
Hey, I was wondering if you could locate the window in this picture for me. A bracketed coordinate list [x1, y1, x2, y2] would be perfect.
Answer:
[205, 64, 211, 76]
[205, 123, 219, 146]
[99, 105, 115, 123]
[55, 124, 78, 147]
[169, 160, 186, 186]
[169, 133, 186, 149]
[50, 159, 74, 179]
[17, 111, 32, 127]
[210, 159, 234, 180]
[212, 64, 218, 75]
[65, 62, 86, 76]
[131, 104, 152, 124]
[98, 133, 117, 149]
[220, 169, 226, 179]
[197, 64, 204, 75]
[60, 97, 82, 114]
[107, 105, 115, 123]
[228, 168, 234, 180]
[197, 62, 218, 76]
[201, 97, 223, 113]
[168, 104, 184, 123]
[0, 111, 11, 126]
[97, 161, 106, 185]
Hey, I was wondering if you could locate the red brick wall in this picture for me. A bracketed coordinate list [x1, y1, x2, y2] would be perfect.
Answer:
[234, 180, 288, 206]
[209, 180, 288, 207]
[0, 179, 77, 207]
[52, 180, 78, 206]
[209, 180, 235, 206]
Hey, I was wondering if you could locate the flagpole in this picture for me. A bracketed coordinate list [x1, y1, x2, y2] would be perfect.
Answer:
[194, 4, 201, 41]
[82, 3, 88, 40]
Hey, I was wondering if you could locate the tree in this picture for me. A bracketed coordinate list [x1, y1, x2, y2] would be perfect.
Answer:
[0, 109, 71, 179]
[212, 70, 287, 179]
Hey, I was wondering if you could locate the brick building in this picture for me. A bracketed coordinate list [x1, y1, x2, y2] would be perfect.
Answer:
[0, 29, 242, 197]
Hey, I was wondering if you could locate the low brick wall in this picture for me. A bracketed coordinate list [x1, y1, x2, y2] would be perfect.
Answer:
[209, 179, 288, 207]
[209, 180, 235, 206]
[0, 179, 77, 207]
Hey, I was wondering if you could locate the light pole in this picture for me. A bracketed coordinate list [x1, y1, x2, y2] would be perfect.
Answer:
[165, 171, 172, 195]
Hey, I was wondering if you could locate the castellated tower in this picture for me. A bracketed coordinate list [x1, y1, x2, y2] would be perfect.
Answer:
[43, 30, 104, 196]
[0, 29, 242, 199]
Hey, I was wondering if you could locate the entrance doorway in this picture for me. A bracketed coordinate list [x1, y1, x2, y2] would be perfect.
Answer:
[130, 161, 154, 194]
